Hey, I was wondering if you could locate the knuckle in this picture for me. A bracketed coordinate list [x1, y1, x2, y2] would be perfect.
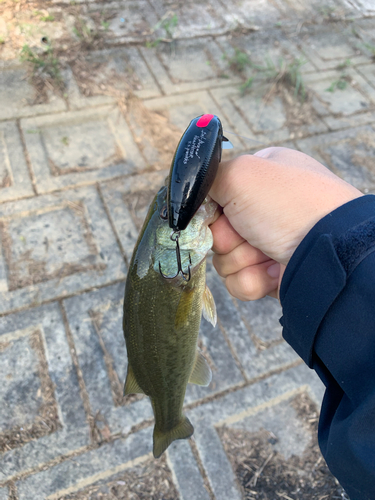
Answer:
[212, 255, 227, 278]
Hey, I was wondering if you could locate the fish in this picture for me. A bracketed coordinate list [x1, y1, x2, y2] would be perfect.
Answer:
[168, 114, 231, 232]
[123, 183, 217, 458]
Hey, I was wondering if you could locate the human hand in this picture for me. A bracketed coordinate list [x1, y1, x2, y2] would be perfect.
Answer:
[209, 147, 362, 300]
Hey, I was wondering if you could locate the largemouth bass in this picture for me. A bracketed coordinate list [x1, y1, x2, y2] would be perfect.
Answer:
[123, 184, 217, 458]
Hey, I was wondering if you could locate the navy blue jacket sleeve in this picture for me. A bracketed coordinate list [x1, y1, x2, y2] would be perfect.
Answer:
[280, 194, 375, 500]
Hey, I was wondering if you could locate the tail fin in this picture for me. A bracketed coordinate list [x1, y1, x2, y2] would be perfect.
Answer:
[153, 416, 194, 458]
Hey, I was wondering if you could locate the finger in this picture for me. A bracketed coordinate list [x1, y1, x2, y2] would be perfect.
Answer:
[212, 241, 270, 278]
[210, 213, 245, 254]
[225, 260, 280, 301]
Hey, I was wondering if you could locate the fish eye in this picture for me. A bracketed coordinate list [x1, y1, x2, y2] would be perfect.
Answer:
[160, 205, 168, 220]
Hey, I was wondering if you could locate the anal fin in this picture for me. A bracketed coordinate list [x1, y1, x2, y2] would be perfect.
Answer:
[124, 364, 145, 396]
[202, 284, 217, 327]
[189, 350, 212, 386]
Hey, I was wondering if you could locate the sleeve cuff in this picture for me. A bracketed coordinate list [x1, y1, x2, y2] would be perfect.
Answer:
[280, 194, 375, 367]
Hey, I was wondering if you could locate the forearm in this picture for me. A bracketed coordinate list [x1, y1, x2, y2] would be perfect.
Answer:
[280, 195, 375, 500]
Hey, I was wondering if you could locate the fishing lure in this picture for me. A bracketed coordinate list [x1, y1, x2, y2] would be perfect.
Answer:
[167, 114, 231, 232]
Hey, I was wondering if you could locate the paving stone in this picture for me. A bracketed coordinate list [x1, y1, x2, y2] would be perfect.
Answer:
[0, 121, 34, 204]
[63, 283, 153, 437]
[143, 91, 248, 153]
[272, 0, 341, 16]
[296, 125, 375, 193]
[227, 394, 312, 460]
[0, 63, 66, 121]
[0, 304, 89, 482]
[63, 67, 117, 110]
[139, 38, 241, 95]
[21, 105, 144, 194]
[216, 30, 314, 79]
[88, 46, 161, 100]
[101, 0, 159, 43]
[0, 330, 43, 431]
[323, 110, 375, 131]
[101, 170, 168, 263]
[299, 30, 369, 71]
[167, 440, 210, 500]
[188, 364, 324, 500]
[235, 295, 282, 345]
[206, 267, 299, 380]
[219, 0, 281, 28]
[355, 63, 375, 103]
[211, 86, 290, 145]
[347, 0, 375, 15]
[65, 46, 161, 106]
[151, 0, 227, 39]
[350, 18, 375, 59]
[0, 186, 126, 314]
[304, 69, 372, 116]
[16, 429, 152, 500]
[0, 488, 7, 500]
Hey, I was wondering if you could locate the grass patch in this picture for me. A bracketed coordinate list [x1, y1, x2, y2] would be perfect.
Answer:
[228, 48, 307, 100]
[226, 48, 251, 73]
[20, 43, 65, 97]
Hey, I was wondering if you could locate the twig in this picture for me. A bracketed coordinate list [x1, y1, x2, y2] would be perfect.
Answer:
[246, 452, 274, 487]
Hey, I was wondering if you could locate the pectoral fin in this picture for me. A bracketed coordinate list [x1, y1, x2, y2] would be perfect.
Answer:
[202, 284, 217, 327]
[189, 350, 212, 386]
[124, 364, 145, 395]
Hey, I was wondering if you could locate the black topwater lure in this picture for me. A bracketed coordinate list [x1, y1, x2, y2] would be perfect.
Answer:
[167, 114, 231, 232]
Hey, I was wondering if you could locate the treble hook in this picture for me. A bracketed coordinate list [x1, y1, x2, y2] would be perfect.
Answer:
[159, 231, 192, 281]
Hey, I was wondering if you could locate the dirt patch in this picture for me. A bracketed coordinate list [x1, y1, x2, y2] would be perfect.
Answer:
[218, 393, 349, 500]
[125, 98, 184, 171]
[59, 456, 179, 500]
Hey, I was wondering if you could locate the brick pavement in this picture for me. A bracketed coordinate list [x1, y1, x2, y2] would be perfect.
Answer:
[0, 0, 374, 498]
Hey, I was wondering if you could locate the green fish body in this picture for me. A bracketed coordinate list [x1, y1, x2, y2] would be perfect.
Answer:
[123, 185, 217, 458]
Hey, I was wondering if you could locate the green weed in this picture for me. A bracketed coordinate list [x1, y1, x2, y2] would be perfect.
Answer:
[41, 15, 55, 22]
[61, 136, 69, 146]
[239, 54, 307, 100]
[226, 48, 251, 73]
[158, 13, 178, 39]
[73, 18, 92, 40]
[326, 78, 348, 92]
[326, 59, 351, 92]
[239, 77, 254, 94]
[147, 12, 178, 47]
[20, 43, 63, 89]
[0, 36, 4, 45]
[362, 41, 375, 57]
[336, 59, 351, 70]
